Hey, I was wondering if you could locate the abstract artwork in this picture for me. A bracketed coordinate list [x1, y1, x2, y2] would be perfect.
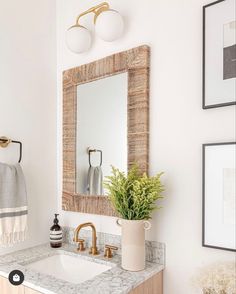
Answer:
[223, 21, 236, 80]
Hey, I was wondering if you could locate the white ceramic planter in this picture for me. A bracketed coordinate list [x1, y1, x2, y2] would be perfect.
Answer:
[116, 219, 151, 271]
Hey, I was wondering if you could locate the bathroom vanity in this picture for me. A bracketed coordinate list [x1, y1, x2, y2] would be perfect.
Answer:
[0, 242, 164, 294]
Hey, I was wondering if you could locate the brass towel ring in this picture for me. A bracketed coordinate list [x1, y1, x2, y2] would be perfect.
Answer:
[0, 136, 11, 148]
[0, 136, 23, 163]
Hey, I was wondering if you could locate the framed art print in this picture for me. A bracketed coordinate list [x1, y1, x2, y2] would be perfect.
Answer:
[203, 0, 236, 108]
[202, 142, 236, 251]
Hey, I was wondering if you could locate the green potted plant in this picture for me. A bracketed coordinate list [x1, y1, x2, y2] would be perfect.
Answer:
[104, 165, 164, 271]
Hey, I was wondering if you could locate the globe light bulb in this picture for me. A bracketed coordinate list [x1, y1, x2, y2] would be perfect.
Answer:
[66, 25, 92, 54]
[95, 10, 124, 42]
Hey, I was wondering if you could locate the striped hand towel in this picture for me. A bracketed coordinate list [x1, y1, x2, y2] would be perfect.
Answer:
[0, 162, 28, 245]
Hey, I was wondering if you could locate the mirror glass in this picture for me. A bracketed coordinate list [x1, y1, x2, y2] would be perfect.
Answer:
[76, 72, 128, 195]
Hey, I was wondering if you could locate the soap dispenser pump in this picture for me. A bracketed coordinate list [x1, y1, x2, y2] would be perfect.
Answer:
[50, 214, 62, 248]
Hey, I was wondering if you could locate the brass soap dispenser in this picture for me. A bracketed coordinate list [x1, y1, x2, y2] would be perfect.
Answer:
[50, 214, 62, 248]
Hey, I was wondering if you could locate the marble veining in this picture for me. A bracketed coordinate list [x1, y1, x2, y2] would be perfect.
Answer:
[62, 226, 165, 265]
[0, 243, 164, 294]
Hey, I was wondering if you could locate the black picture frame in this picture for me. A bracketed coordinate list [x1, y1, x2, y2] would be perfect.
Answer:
[203, 0, 236, 109]
[202, 142, 236, 252]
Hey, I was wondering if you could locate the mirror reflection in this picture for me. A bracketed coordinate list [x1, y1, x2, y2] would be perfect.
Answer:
[76, 73, 128, 195]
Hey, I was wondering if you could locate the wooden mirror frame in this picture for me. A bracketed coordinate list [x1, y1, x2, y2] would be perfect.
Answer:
[62, 45, 150, 216]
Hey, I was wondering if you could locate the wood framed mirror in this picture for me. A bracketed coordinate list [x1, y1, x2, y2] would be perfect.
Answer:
[62, 45, 150, 216]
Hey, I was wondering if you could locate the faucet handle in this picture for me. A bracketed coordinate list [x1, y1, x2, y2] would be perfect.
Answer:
[104, 244, 118, 258]
[77, 239, 86, 251]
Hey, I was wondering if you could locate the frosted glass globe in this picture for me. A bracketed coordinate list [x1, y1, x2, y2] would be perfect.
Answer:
[66, 25, 92, 54]
[95, 10, 124, 42]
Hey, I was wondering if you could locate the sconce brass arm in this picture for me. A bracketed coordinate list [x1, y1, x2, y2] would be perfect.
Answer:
[76, 2, 110, 26]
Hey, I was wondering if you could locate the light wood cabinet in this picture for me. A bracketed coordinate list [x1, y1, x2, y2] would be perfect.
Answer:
[0, 276, 42, 294]
[0, 276, 24, 294]
[1, 271, 162, 294]
[129, 270, 163, 294]
[24, 287, 42, 294]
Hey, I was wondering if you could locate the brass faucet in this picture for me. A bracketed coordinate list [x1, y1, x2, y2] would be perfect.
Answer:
[74, 222, 99, 255]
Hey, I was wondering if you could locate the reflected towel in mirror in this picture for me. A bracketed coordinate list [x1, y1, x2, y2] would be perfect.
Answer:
[87, 166, 103, 195]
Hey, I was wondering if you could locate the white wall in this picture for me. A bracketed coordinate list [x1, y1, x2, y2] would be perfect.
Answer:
[0, 0, 57, 254]
[57, 0, 236, 293]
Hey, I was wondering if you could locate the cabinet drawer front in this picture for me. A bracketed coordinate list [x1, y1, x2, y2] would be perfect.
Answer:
[25, 287, 42, 294]
[0, 276, 24, 294]
[129, 271, 163, 294]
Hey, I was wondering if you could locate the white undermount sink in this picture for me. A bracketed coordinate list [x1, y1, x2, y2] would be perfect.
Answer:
[26, 252, 113, 284]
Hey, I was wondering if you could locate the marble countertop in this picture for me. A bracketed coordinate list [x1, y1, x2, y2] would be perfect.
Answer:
[0, 243, 164, 294]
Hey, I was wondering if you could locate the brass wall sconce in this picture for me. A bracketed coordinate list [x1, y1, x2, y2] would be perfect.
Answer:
[66, 2, 124, 54]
